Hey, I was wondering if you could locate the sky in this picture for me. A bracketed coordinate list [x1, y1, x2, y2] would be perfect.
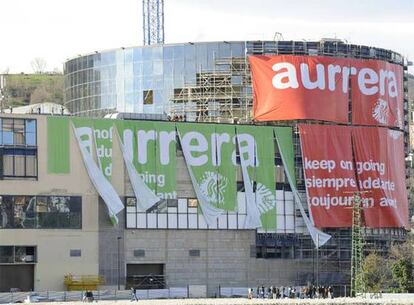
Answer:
[0, 0, 413, 73]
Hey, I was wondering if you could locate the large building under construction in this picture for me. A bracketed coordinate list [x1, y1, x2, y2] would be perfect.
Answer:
[64, 40, 409, 123]
[0, 40, 411, 295]
[62, 40, 410, 289]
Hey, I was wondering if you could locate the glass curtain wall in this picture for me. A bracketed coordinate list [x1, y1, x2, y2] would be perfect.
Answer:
[64, 42, 246, 117]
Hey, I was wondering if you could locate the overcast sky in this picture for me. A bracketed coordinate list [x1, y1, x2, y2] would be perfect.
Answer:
[0, 0, 413, 73]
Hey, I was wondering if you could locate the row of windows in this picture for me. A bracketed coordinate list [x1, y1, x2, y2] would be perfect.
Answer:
[0, 246, 36, 264]
[0, 118, 36, 146]
[0, 195, 81, 229]
[0, 118, 38, 179]
[65, 43, 246, 75]
[126, 197, 248, 230]
[125, 194, 301, 232]
[255, 245, 352, 260]
[0, 148, 37, 178]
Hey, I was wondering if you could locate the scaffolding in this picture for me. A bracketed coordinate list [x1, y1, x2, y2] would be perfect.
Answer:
[169, 56, 252, 123]
[350, 193, 364, 297]
[168, 40, 405, 124]
[64, 274, 105, 291]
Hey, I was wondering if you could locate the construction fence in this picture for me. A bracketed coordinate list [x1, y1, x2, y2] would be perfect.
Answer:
[0, 288, 188, 304]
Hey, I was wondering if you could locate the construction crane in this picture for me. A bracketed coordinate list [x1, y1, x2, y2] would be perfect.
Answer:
[142, 0, 164, 45]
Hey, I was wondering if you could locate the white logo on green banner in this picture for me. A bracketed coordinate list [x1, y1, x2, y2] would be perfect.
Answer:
[199, 172, 228, 205]
[236, 126, 277, 231]
[177, 123, 237, 212]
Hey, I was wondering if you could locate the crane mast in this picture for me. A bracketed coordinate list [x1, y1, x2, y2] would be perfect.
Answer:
[142, 0, 164, 45]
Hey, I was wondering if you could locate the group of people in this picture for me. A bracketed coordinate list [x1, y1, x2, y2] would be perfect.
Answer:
[248, 285, 334, 299]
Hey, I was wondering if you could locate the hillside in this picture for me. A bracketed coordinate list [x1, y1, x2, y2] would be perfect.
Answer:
[0, 73, 64, 109]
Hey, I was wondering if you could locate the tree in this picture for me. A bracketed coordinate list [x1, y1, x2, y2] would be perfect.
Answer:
[361, 252, 390, 293]
[31, 58, 47, 74]
[389, 239, 414, 292]
[391, 258, 413, 292]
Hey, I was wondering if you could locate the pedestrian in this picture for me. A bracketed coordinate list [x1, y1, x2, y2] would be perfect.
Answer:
[272, 286, 277, 299]
[247, 288, 253, 299]
[328, 286, 334, 299]
[130, 287, 138, 302]
[83, 291, 94, 302]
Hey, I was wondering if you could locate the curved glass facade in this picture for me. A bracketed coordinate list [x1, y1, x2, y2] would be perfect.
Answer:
[64, 41, 404, 120]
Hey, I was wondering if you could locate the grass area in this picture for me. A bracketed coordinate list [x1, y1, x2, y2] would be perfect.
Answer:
[3, 73, 64, 107]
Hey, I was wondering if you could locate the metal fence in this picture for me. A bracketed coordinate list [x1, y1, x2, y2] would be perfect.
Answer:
[0, 288, 188, 304]
[219, 287, 248, 298]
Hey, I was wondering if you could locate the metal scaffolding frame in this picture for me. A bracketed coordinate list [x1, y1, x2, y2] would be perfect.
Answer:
[169, 55, 252, 123]
[350, 193, 364, 297]
[168, 39, 405, 124]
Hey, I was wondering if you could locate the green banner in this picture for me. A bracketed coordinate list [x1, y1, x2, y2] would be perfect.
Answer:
[93, 119, 114, 180]
[115, 120, 177, 199]
[254, 126, 276, 230]
[72, 118, 113, 181]
[274, 127, 296, 187]
[155, 121, 177, 199]
[46, 117, 298, 231]
[236, 125, 276, 230]
[215, 124, 237, 211]
[47, 117, 70, 174]
[177, 123, 237, 211]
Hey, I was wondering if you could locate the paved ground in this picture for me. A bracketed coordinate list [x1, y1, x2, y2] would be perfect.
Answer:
[32, 298, 414, 305]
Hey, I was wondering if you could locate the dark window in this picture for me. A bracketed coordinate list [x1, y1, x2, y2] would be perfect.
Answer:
[133, 249, 145, 257]
[143, 90, 153, 105]
[70, 249, 81, 257]
[126, 198, 137, 207]
[0, 195, 82, 229]
[0, 246, 36, 263]
[0, 246, 13, 263]
[166, 199, 178, 207]
[189, 249, 200, 257]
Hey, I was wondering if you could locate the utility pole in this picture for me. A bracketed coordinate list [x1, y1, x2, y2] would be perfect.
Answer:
[142, 0, 164, 45]
[316, 233, 319, 288]
[350, 191, 366, 297]
[117, 236, 122, 290]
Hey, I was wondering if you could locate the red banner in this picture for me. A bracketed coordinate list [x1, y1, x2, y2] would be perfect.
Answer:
[300, 124, 409, 229]
[250, 55, 349, 123]
[352, 127, 409, 228]
[299, 124, 356, 227]
[250, 55, 403, 129]
[351, 60, 403, 128]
